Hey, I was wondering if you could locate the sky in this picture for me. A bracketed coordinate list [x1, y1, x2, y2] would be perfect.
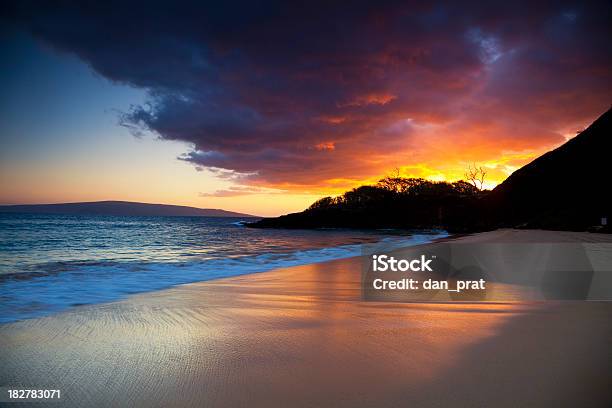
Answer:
[1, 1, 611, 216]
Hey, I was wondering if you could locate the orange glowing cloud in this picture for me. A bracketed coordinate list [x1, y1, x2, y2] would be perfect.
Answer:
[339, 93, 397, 107]
[314, 142, 335, 151]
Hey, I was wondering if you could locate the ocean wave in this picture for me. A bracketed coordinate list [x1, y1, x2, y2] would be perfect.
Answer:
[0, 232, 446, 323]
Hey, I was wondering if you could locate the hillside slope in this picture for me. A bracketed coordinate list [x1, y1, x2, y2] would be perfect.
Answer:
[489, 107, 611, 230]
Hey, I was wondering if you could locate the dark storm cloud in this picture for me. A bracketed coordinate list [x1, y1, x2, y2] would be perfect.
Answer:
[4, 0, 611, 187]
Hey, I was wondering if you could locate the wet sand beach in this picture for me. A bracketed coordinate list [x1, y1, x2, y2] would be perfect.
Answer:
[1, 229, 611, 407]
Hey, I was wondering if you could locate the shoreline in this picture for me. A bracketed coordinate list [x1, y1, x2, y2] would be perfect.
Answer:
[1, 229, 612, 407]
[0, 230, 448, 324]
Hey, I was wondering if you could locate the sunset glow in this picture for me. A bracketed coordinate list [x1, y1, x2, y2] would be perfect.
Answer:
[1, 2, 610, 216]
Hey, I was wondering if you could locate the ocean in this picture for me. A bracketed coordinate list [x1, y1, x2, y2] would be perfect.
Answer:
[0, 213, 446, 323]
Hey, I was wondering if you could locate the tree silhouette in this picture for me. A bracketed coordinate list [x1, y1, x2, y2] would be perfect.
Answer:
[464, 163, 487, 190]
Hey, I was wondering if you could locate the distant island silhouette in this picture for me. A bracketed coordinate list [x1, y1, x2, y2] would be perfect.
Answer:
[0, 201, 256, 218]
[251, 107, 611, 232]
